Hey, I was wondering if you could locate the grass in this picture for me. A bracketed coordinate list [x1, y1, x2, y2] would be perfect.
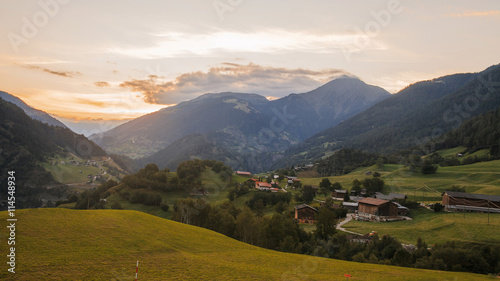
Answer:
[299, 159, 500, 201]
[0, 208, 490, 280]
[343, 209, 500, 246]
[40, 153, 126, 185]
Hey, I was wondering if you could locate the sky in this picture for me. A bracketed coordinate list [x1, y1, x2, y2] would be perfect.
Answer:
[0, 0, 499, 135]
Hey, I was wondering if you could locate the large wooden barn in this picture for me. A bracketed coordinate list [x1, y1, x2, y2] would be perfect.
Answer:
[357, 198, 398, 220]
[442, 191, 500, 213]
[294, 204, 318, 224]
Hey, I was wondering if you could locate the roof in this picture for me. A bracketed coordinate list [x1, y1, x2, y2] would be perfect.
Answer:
[393, 202, 409, 210]
[443, 191, 500, 202]
[343, 202, 358, 207]
[294, 204, 318, 212]
[358, 197, 391, 206]
[236, 171, 251, 175]
[375, 192, 407, 201]
[333, 189, 347, 193]
[349, 196, 365, 202]
[446, 205, 500, 213]
[258, 182, 272, 188]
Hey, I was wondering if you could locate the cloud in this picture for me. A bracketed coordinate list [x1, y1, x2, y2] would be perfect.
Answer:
[119, 63, 350, 104]
[108, 30, 377, 59]
[94, 81, 111, 87]
[444, 10, 500, 17]
[23, 65, 81, 78]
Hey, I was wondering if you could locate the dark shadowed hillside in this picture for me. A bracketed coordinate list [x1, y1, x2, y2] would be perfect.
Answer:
[275, 64, 500, 167]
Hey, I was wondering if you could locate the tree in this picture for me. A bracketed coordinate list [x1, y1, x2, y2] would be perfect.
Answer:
[254, 199, 265, 217]
[392, 248, 412, 267]
[319, 178, 332, 196]
[111, 202, 123, 209]
[160, 202, 170, 212]
[319, 178, 332, 190]
[362, 177, 385, 194]
[331, 182, 343, 190]
[302, 185, 316, 204]
[352, 179, 362, 195]
[421, 162, 438, 174]
[433, 203, 444, 212]
[343, 192, 350, 202]
[314, 207, 337, 240]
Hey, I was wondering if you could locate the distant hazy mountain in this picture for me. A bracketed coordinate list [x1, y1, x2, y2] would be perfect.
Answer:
[276, 64, 500, 167]
[0, 91, 68, 128]
[94, 77, 390, 171]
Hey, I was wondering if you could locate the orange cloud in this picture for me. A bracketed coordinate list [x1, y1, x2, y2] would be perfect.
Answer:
[22, 65, 81, 78]
[94, 81, 111, 87]
[119, 63, 349, 104]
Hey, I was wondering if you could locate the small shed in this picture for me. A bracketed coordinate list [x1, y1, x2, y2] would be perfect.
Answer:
[331, 189, 347, 200]
[294, 204, 318, 224]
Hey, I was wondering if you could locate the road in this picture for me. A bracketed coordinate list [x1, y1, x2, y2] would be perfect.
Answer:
[336, 213, 363, 236]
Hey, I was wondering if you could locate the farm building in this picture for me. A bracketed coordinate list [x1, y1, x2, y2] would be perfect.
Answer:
[342, 202, 358, 212]
[235, 171, 252, 177]
[357, 198, 398, 220]
[442, 191, 500, 213]
[294, 204, 318, 224]
[331, 189, 347, 200]
[255, 182, 272, 191]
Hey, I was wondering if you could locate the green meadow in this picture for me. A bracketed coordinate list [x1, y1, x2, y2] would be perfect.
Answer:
[300, 159, 500, 201]
[0, 209, 490, 280]
[343, 209, 500, 246]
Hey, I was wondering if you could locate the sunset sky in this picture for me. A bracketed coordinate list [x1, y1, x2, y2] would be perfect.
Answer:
[1, 0, 499, 134]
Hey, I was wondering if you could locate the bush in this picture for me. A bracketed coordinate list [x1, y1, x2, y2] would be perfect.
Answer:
[160, 203, 170, 212]
[433, 203, 444, 212]
[111, 202, 123, 209]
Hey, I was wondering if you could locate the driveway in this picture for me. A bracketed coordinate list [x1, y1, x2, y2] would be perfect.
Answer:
[336, 213, 362, 236]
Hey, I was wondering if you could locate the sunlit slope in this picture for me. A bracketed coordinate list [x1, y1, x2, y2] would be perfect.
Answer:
[0, 209, 490, 280]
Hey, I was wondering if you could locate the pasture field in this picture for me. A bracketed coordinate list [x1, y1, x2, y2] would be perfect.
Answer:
[0, 209, 490, 280]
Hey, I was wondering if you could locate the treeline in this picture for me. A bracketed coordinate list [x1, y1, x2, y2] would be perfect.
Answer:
[313, 233, 500, 275]
[120, 160, 232, 192]
[72, 179, 118, 209]
[315, 148, 381, 176]
[436, 108, 500, 158]
[172, 198, 312, 253]
[172, 197, 500, 276]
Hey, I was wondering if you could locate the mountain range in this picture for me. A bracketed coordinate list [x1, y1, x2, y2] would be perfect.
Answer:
[2, 64, 499, 174]
[275, 64, 500, 168]
[92, 76, 390, 171]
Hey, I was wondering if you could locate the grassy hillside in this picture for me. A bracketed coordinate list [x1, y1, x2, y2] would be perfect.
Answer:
[40, 154, 126, 185]
[300, 159, 500, 201]
[343, 209, 500, 246]
[0, 209, 490, 280]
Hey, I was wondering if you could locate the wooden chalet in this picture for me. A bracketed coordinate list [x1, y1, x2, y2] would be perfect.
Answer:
[358, 198, 398, 220]
[442, 191, 500, 213]
[294, 204, 318, 224]
[331, 189, 347, 200]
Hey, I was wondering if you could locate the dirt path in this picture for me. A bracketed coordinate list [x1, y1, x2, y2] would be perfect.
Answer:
[336, 213, 363, 236]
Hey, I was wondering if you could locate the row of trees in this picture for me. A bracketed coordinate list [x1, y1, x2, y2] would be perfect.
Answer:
[121, 160, 233, 193]
[171, 199, 311, 251]
[172, 196, 500, 276]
